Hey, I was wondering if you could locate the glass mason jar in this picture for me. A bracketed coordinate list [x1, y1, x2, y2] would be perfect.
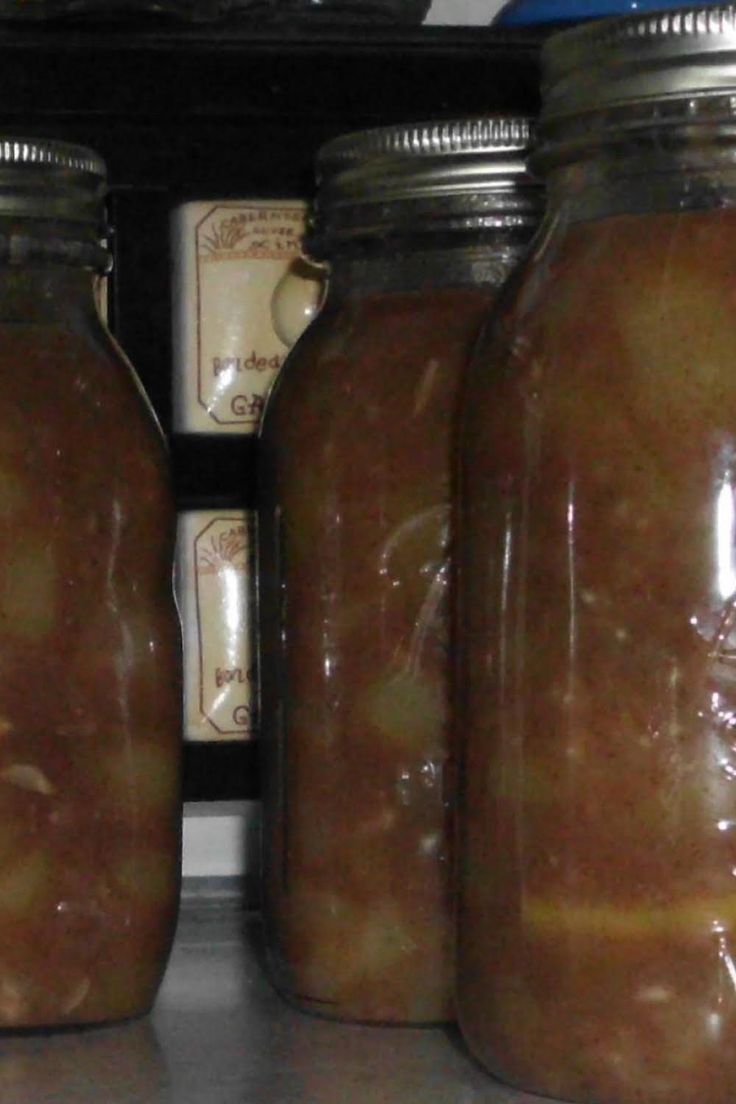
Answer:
[0, 138, 181, 1029]
[456, 8, 736, 1103]
[258, 117, 542, 1024]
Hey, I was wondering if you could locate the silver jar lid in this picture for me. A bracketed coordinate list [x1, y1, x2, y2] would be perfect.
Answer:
[309, 117, 540, 255]
[541, 5, 736, 123]
[0, 136, 107, 225]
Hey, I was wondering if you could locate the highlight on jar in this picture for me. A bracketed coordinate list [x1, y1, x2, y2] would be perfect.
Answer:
[257, 116, 543, 1025]
[170, 197, 324, 437]
[455, 8, 736, 1104]
[0, 136, 181, 1029]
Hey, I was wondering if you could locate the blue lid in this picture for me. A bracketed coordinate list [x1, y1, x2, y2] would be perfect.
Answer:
[495, 0, 723, 25]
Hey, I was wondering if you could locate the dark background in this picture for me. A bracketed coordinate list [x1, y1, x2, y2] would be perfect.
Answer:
[0, 18, 540, 798]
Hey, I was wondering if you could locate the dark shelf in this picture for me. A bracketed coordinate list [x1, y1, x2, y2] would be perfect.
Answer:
[0, 24, 541, 197]
[183, 738, 260, 800]
[170, 434, 258, 509]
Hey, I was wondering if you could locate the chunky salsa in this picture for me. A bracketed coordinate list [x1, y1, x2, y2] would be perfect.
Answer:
[259, 283, 496, 1023]
[456, 205, 736, 1103]
[0, 313, 181, 1029]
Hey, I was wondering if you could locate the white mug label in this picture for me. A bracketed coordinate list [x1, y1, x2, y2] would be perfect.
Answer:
[171, 200, 309, 435]
[176, 510, 256, 742]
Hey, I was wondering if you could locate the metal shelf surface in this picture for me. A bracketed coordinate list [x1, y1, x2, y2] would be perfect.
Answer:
[0, 901, 552, 1104]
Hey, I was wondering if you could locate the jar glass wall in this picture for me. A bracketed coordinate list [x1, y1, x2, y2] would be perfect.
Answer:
[456, 10, 736, 1102]
[258, 118, 541, 1024]
[0, 139, 181, 1029]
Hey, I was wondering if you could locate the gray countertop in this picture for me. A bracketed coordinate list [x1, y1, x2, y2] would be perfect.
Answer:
[0, 902, 549, 1104]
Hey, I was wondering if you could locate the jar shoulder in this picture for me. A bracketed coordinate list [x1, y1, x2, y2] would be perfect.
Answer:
[263, 284, 499, 447]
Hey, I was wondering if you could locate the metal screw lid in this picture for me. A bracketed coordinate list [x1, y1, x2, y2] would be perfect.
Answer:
[319, 117, 532, 171]
[0, 136, 109, 269]
[0, 136, 107, 225]
[541, 5, 736, 122]
[310, 116, 541, 255]
[317, 117, 534, 203]
[0, 137, 106, 179]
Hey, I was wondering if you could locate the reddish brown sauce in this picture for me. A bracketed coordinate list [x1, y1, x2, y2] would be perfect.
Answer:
[259, 285, 495, 1023]
[457, 207, 736, 1103]
[0, 321, 180, 1028]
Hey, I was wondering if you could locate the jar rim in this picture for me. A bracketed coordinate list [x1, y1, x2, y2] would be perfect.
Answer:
[541, 4, 736, 124]
[0, 135, 107, 230]
[317, 117, 534, 171]
[310, 116, 541, 255]
[0, 137, 106, 180]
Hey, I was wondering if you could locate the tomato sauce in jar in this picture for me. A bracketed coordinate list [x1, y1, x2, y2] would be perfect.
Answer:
[0, 139, 181, 1029]
[258, 118, 542, 1024]
[456, 10, 736, 1102]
